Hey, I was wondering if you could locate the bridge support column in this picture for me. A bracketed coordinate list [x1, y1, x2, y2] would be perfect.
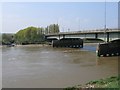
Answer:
[59, 35, 60, 40]
[107, 32, 109, 42]
[95, 33, 98, 39]
[63, 35, 65, 38]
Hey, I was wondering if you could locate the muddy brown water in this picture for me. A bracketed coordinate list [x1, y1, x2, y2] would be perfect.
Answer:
[2, 44, 118, 88]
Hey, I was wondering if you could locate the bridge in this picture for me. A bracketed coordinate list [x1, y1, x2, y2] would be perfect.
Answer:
[45, 28, 120, 42]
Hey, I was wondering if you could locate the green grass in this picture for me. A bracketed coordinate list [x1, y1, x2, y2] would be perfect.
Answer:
[65, 76, 120, 90]
[86, 76, 119, 88]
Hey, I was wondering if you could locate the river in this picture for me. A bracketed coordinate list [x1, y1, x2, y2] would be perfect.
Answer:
[2, 43, 118, 88]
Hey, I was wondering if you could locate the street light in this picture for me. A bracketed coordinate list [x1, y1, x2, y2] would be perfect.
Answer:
[104, 0, 107, 42]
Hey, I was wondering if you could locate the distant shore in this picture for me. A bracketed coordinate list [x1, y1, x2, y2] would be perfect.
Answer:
[0, 44, 50, 48]
[0, 43, 100, 48]
[16, 44, 49, 47]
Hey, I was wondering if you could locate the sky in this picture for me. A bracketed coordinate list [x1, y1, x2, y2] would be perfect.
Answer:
[1, 2, 119, 33]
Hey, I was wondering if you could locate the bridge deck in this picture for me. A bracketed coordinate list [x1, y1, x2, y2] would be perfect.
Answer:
[45, 28, 120, 36]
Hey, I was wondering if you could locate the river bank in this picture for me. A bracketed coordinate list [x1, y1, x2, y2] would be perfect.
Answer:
[1, 42, 99, 47]
[65, 76, 119, 89]
[0, 43, 50, 47]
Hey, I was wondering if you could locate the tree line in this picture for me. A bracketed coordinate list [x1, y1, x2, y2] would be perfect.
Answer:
[1, 24, 59, 45]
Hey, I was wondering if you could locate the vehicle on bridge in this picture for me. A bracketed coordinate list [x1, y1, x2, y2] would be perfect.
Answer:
[96, 39, 120, 57]
[52, 38, 83, 48]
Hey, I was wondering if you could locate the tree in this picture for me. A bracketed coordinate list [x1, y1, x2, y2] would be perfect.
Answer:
[2, 33, 15, 45]
[14, 24, 60, 44]
[15, 26, 45, 44]
[48, 24, 59, 34]
[45, 26, 49, 34]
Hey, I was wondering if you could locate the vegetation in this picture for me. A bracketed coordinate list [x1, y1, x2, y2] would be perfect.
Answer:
[85, 76, 119, 88]
[1, 33, 15, 45]
[1, 24, 59, 45]
[15, 26, 45, 44]
[65, 76, 120, 90]
[48, 24, 59, 34]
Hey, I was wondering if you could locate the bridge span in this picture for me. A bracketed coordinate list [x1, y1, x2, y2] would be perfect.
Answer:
[45, 28, 120, 42]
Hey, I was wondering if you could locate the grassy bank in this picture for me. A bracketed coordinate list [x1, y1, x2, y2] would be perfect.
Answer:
[65, 76, 119, 90]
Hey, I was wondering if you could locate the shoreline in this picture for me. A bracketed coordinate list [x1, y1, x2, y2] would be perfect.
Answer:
[0, 44, 50, 47]
[0, 43, 99, 48]
[16, 44, 50, 47]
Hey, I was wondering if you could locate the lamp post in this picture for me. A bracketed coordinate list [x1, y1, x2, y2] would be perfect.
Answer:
[104, 0, 107, 42]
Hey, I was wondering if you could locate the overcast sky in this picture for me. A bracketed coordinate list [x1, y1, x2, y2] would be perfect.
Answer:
[1, 2, 118, 33]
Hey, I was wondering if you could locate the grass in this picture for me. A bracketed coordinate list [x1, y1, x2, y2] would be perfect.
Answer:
[64, 76, 120, 90]
[86, 76, 119, 88]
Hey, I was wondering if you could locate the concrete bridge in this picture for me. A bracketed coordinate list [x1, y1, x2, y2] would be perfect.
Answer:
[45, 28, 120, 42]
